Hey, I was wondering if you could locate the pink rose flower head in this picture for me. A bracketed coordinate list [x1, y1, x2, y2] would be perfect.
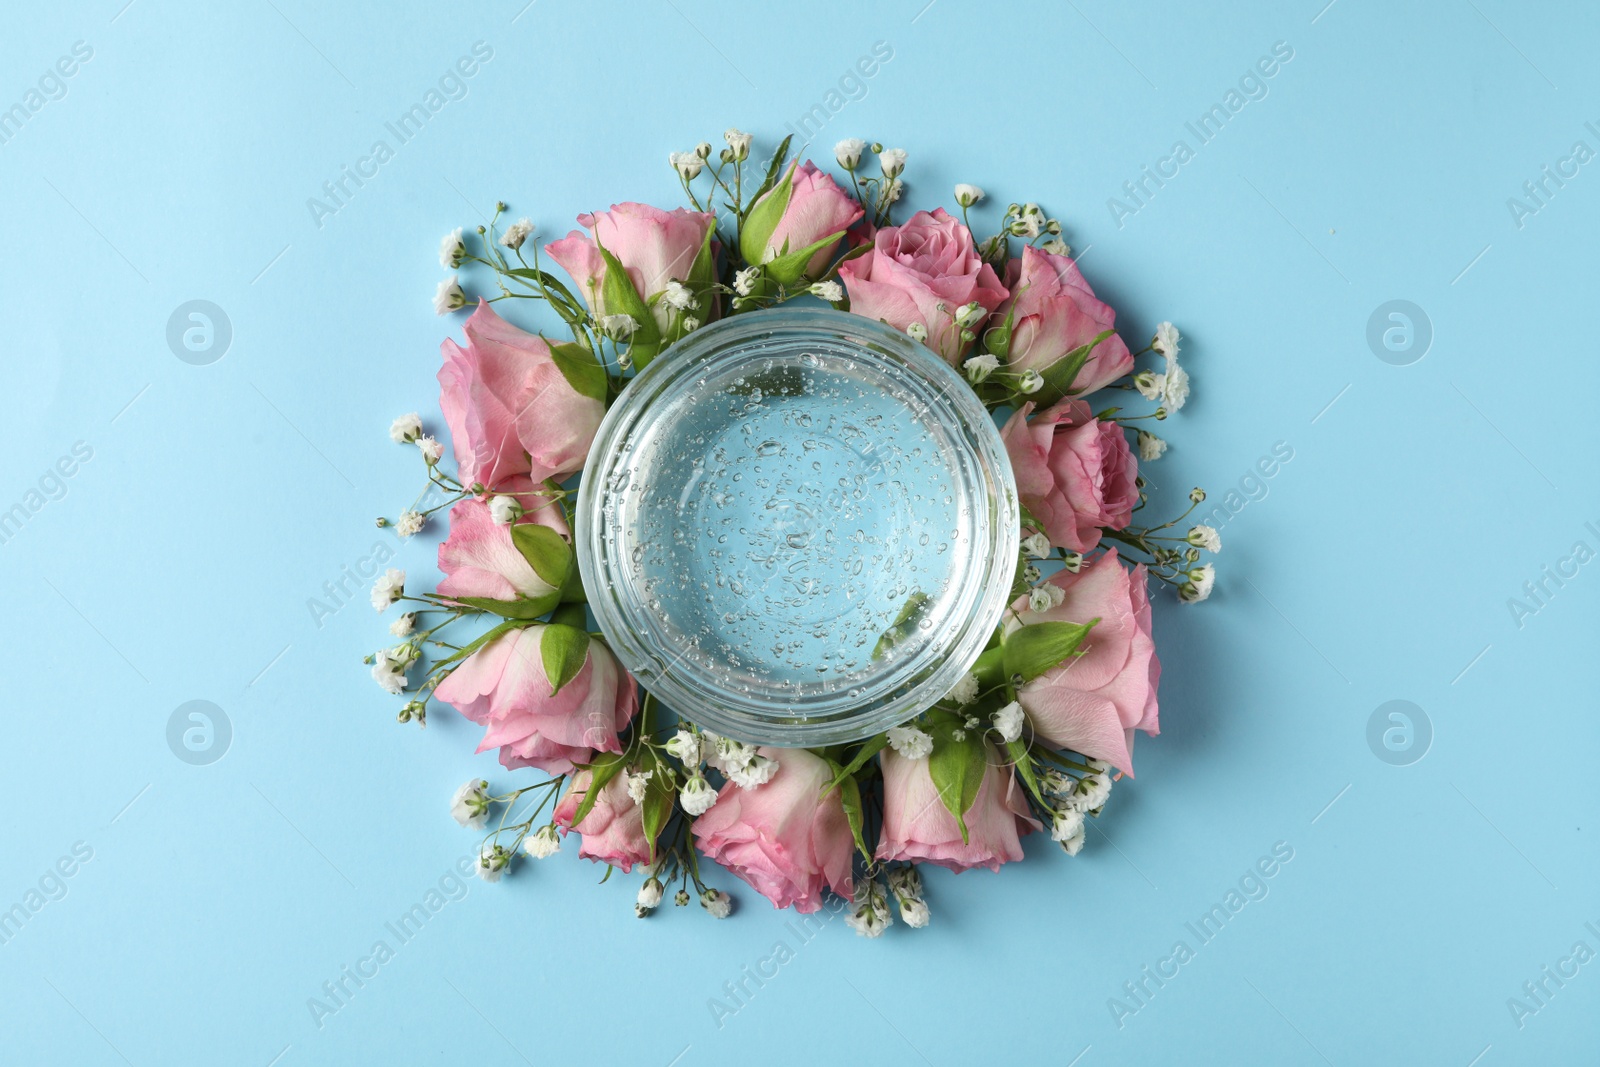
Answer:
[437, 301, 606, 491]
[553, 769, 652, 873]
[1007, 548, 1159, 775]
[999, 246, 1133, 395]
[875, 747, 1040, 873]
[435, 492, 569, 605]
[839, 208, 1008, 362]
[692, 747, 854, 913]
[543, 202, 717, 332]
[1000, 399, 1138, 554]
[432, 624, 637, 775]
[741, 160, 863, 285]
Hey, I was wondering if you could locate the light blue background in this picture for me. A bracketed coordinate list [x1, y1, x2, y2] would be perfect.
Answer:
[3, 1, 1596, 1063]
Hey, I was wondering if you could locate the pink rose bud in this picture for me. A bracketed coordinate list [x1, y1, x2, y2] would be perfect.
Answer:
[1000, 399, 1138, 554]
[874, 747, 1040, 873]
[996, 246, 1134, 395]
[553, 769, 653, 874]
[740, 161, 863, 286]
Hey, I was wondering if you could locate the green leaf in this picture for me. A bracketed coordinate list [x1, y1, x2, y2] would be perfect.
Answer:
[569, 751, 627, 829]
[1002, 619, 1099, 684]
[548, 602, 588, 630]
[639, 753, 676, 863]
[838, 773, 869, 859]
[446, 592, 559, 620]
[928, 724, 987, 844]
[739, 160, 796, 267]
[1032, 329, 1116, 406]
[1007, 737, 1048, 809]
[505, 267, 583, 318]
[983, 301, 1019, 362]
[511, 522, 573, 590]
[823, 733, 888, 797]
[549, 341, 608, 403]
[872, 591, 933, 660]
[430, 618, 524, 671]
[746, 134, 794, 209]
[539, 623, 591, 696]
[596, 244, 664, 369]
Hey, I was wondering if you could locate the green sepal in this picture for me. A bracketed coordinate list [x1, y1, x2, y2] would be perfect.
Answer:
[928, 717, 987, 843]
[430, 618, 524, 671]
[505, 267, 584, 321]
[1007, 737, 1049, 809]
[983, 301, 1019, 362]
[969, 646, 1006, 689]
[1002, 619, 1099, 684]
[539, 622, 591, 696]
[511, 522, 573, 591]
[638, 751, 676, 863]
[740, 160, 796, 268]
[569, 751, 628, 829]
[823, 732, 888, 797]
[446, 592, 560, 620]
[1032, 328, 1116, 406]
[837, 771, 870, 859]
[764, 230, 845, 288]
[597, 244, 663, 368]
[548, 602, 588, 630]
[746, 134, 794, 210]
[549, 341, 608, 403]
[872, 591, 933, 660]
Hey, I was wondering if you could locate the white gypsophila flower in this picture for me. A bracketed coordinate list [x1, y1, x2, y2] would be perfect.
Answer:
[700, 888, 733, 918]
[451, 778, 492, 829]
[954, 183, 984, 208]
[906, 322, 928, 344]
[704, 732, 753, 775]
[488, 495, 519, 525]
[947, 672, 980, 706]
[878, 147, 907, 177]
[394, 511, 424, 538]
[475, 844, 511, 882]
[887, 867, 929, 928]
[728, 754, 779, 789]
[1023, 563, 1041, 584]
[624, 769, 653, 805]
[1018, 369, 1044, 395]
[809, 280, 844, 302]
[1059, 821, 1087, 856]
[670, 150, 705, 180]
[1011, 213, 1043, 240]
[953, 301, 986, 329]
[1187, 525, 1222, 553]
[1041, 237, 1070, 256]
[733, 266, 761, 296]
[964, 353, 999, 383]
[882, 177, 905, 203]
[499, 217, 534, 250]
[525, 824, 560, 859]
[1133, 370, 1165, 402]
[1162, 362, 1190, 411]
[662, 280, 698, 311]
[389, 612, 416, 637]
[679, 776, 718, 817]
[433, 276, 466, 315]
[846, 881, 892, 938]
[898, 895, 930, 928]
[637, 877, 664, 913]
[724, 128, 752, 159]
[1180, 563, 1215, 604]
[664, 728, 704, 765]
[370, 568, 406, 611]
[993, 701, 1025, 744]
[1152, 321, 1180, 358]
[1060, 551, 1083, 573]
[1029, 583, 1065, 613]
[835, 138, 867, 169]
[887, 725, 934, 760]
[416, 435, 444, 464]
[1022, 531, 1051, 559]
[1066, 772, 1112, 812]
[1050, 806, 1086, 843]
[600, 313, 639, 340]
[389, 412, 422, 443]
[1137, 430, 1168, 461]
[370, 650, 408, 694]
[681, 316, 701, 333]
[439, 227, 466, 268]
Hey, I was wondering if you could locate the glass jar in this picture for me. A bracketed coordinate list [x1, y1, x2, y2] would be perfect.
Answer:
[576, 308, 1018, 746]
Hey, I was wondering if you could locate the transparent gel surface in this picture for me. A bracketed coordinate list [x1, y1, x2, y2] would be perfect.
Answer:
[578, 309, 1018, 746]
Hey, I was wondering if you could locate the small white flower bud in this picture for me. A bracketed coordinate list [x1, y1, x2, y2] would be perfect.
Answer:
[1017, 369, 1044, 395]
[1186, 525, 1221, 552]
[834, 138, 867, 169]
[878, 147, 907, 178]
[964, 353, 999, 383]
[906, 322, 928, 343]
[954, 183, 985, 208]
[525, 824, 560, 859]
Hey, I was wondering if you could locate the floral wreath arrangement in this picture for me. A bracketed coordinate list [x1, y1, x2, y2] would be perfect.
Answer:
[368, 130, 1217, 934]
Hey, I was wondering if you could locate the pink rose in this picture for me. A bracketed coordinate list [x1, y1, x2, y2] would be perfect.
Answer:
[692, 747, 854, 913]
[433, 625, 637, 775]
[839, 208, 1008, 362]
[741, 161, 862, 285]
[435, 494, 568, 604]
[438, 301, 605, 491]
[553, 770, 652, 873]
[874, 748, 1040, 873]
[1008, 548, 1159, 774]
[544, 202, 717, 332]
[999, 246, 1133, 394]
[1000, 399, 1138, 554]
